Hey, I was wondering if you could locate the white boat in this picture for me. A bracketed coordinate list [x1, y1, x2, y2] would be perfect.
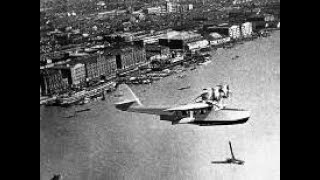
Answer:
[83, 97, 90, 104]
[200, 60, 212, 66]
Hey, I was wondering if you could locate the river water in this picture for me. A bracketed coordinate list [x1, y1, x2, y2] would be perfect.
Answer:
[40, 31, 280, 180]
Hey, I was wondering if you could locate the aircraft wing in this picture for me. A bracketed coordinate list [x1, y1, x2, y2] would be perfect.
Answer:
[125, 103, 210, 118]
[125, 105, 172, 116]
[164, 103, 210, 111]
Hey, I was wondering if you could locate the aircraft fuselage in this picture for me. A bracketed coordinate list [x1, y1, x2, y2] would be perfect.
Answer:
[161, 107, 250, 126]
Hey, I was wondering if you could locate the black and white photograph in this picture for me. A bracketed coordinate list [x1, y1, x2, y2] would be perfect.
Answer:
[40, 0, 280, 179]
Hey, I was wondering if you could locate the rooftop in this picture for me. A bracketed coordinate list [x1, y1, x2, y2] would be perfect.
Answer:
[161, 31, 202, 41]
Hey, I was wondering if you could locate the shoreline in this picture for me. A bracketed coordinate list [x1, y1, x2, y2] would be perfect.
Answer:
[40, 29, 280, 108]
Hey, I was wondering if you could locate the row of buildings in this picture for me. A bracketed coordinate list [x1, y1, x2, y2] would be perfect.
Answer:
[40, 0, 279, 55]
[40, 45, 146, 96]
[40, 7, 280, 97]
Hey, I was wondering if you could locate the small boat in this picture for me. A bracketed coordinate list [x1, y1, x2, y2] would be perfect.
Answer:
[177, 85, 191, 91]
[50, 174, 62, 180]
[76, 108, 91, 113]
[200, 60, 212, 66]
[232, 55, 240, 60]
[63, 115, 75, 119]
[176, 74, 187, 79]
[142, 79, 152, 84]
[77, 97, 90, 105]
[114, 94, 123, 98]
[84, 97, 90, 103]
[96, 96, 103, 100]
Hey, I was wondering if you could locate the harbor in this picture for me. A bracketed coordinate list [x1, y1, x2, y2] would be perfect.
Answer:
[40, 30, 280, 180]
[40, 27, 278, 108]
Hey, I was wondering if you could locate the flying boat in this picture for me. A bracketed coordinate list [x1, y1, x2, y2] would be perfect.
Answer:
[114, 84, 250, 126]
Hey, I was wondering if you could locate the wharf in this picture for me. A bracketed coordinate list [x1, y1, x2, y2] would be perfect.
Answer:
[50, 81, 117, 107]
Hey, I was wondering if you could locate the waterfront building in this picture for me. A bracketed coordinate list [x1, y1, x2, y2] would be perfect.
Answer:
[114, 47, 134, 70]
[207, 32, 231, 47]
[40, 69, 68, 96]
[204, 23, 242, 40]
[159, 31, 205, 51]
[247, 15, 267, 32]
[146, 43, 171, 59]
[105, 55, 117, 79]
[80, 55, 101, 82]
[229, 25, 241, 39]
[241, 22, 253, 37]
[133, 47, 147, 65]
[105, 46, 147, 71]
[74, 53, 118, 84]
[53, 62, 86, 88]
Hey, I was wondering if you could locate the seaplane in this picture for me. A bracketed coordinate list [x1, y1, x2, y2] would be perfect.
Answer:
[114, 84, 250, 126]
[211, 141, 245, 165]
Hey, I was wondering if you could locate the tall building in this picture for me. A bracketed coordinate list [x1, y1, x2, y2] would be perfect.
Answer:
[76, 53, 118, 84]
[78, 55, 102, 82]
[40, 69, 68, 96]
[53, 62, 87, 88]
[105, 46, 146, 71]
[105, 55, 117, 78]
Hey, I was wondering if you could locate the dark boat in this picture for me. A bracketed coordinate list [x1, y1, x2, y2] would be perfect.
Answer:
[76, 108, 91, 113]
[177, 85, 191, 90]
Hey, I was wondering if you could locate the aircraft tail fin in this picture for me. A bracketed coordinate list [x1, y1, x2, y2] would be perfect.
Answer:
[114, 84, 143, 111]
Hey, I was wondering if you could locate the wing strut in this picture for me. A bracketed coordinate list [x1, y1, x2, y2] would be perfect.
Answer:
[229, 141, 235, 159]
[190, 110, 194, 118]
